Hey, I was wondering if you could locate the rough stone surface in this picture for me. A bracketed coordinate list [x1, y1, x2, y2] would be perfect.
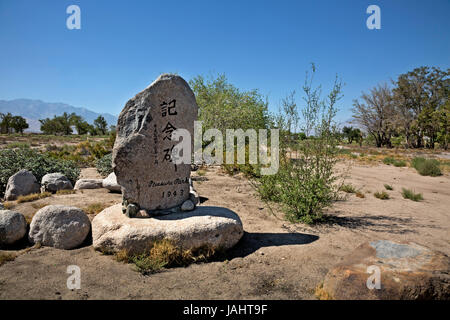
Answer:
[113, 74, 198, 211]
[319, 240, 450, 300]
[92, 204, 244, 255]
[28, 205, 91, 250]
[74, 179, 103, 190]
[5, 169, 40, 201]
[181, 199, 195, 211]
[40, 173, 73, 193]
[0, 210, 27, 245]
[102, 172, 121, 192]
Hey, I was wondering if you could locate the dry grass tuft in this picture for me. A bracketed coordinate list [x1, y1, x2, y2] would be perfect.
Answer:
[315, 282, 333, 300]
[114, 239, 218, 275]
[56, 189, 77, 195]
[83, 203, 109, 215]
[17, 192, 52, 203]
[0, 252, 16, 266]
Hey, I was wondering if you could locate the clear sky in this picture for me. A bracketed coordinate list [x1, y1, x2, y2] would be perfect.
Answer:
[0, 0, 449, 123]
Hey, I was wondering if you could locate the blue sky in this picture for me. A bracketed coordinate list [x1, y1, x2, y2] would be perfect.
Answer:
[0, 0, 449, 124]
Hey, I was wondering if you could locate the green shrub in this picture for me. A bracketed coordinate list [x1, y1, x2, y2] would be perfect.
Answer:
[383, 157, 406, 167]
[402, 188, 423, 201]
[411, 157, 442, 176]
[384, 184, 393, 190]
[95, 153, 113, 177]
[0, 148, 80, 197]
[374, 191, 389, 200]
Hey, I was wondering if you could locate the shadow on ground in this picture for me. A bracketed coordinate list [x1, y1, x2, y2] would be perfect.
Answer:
[226, 231, 319, 259]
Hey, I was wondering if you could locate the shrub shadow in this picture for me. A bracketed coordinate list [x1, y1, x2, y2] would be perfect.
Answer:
[225, 231, 319, 259]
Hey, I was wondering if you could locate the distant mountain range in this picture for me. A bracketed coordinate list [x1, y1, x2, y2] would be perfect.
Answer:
[0, 99, 118, 133]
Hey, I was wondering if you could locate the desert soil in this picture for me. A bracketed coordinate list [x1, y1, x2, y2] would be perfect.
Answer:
[0, 162, 449, 300]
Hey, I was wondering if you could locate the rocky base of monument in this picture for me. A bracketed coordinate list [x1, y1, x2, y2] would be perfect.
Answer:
[317, 240, 450, 300]
[121, 178, 200, 218]
[91, 203, 244, 255]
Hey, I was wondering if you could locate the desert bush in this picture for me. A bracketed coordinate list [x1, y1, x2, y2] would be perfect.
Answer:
[255, 65, 343, 224]
[0, 147, 80, 197]
[95, 153, 113, 177]
[411, 157, 442, 176]
[384, 184, 393, 190]
[0, 252, 16, 266]
[374, 191, 390, 200]
[355, 191, 365, 198]
[402, 188, 423, 201]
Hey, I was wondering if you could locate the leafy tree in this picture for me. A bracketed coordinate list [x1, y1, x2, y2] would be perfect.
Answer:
[189, 73, 270, 133]
[11, 116, 29, 134]
[342, 126, 362, 144]
[94, 115, 108, 135]
[0, 112, 14, 134]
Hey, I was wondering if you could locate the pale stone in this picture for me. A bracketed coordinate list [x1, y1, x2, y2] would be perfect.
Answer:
[28, 205, 91, 250]
[92, 204, 243, 255]
[0, 210, 27, 245]
[74, 179, 103, 190]
[5, 169, 40, 201]
[102, 172, 121, 192]
[113, 74, 198, 211]
[318, 240, 450, 300]
[41, 173, 73, 193]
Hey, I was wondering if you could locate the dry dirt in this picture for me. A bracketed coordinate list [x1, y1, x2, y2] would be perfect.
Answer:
[0, 162, 449, 300]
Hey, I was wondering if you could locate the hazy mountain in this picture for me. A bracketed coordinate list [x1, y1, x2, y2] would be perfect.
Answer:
[0, 99, 118, 133]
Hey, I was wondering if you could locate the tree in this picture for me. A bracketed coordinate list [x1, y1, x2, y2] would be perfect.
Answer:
[392, 66, 449, 148]
[0, 112, 14, 134]
[352, 83, 395, 147]
[11, 116, 29, 134]
[39, 112, 73, 135]
[94, 116, 108, 135]
[342, 126, 362, 144]
[189, 74, 270, 133]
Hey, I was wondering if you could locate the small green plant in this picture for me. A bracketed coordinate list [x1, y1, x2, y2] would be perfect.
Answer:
[340, 184, 356, 193]
[402, 188, 423, 201]
[384, 184, 393, 191]
[95, 153, 113, 177]
[411, 157, 442, 176]
[383, 157, 406, 167]
[374, 191, 390, 200]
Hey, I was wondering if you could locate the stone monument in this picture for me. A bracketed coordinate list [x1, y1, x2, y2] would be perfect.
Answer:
[92, 74, 243, 254]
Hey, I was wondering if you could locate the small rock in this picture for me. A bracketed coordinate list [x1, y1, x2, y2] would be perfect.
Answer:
[181, 199, 195, 211]
[102, 172, 121, 193]
[41, 173, 73, 193]
[5, 169, 40, 201]
[74, 179, 103, 190]
[0, 210, 27, 245]
[28, 205, 91, 249]
[125, 203, 139, 218]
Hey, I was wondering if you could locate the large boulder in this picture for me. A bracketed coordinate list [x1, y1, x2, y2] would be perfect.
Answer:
[0, 210, 27, 246]
[92, 204, 244, 255]
[28, 205, 91, 250]
[74, 179, 103, 190]
[4, 169, 40, 201]
[40, 173, 73, 193]
[102, 172, 121, 193]
[318, 240, 450, 300]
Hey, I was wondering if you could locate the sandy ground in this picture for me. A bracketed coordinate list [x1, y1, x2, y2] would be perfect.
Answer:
[0, 162, 449, 300]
